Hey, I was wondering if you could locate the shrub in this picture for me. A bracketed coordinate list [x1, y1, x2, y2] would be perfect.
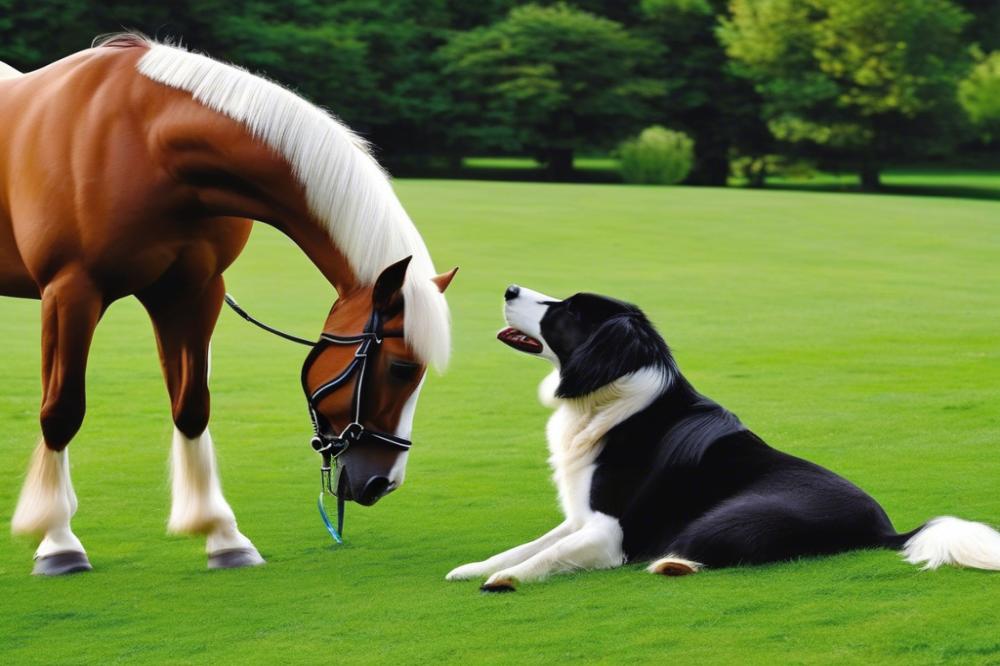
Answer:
[730, 154, 817, 187]
[959, 49, 1000, 142]
[618, 126, 694, 184]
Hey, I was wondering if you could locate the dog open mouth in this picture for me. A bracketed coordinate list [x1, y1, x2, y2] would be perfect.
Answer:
[497, 327, 543, 354]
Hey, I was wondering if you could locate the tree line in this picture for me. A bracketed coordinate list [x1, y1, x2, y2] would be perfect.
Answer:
[2, 0, 998, 188]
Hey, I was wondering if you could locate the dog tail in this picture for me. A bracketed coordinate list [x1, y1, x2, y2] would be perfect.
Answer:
[883, 516, 1000, 571]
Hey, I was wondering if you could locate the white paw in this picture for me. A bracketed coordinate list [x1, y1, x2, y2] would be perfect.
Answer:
[446, 562, 490, 581]
[482, 570, 519, 591]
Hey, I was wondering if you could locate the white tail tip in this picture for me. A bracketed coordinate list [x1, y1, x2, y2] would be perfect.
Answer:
[903, 516, 1000, 571]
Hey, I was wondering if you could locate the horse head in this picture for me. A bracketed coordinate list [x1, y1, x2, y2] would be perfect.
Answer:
[302, 256, 457, 506]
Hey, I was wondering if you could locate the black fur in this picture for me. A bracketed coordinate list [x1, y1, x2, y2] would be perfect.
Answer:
[550, 293, 918, 567]
[539, 294, 670, 399]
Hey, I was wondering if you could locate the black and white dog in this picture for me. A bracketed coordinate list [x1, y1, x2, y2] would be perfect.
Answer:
[447, 286, 1000, 591]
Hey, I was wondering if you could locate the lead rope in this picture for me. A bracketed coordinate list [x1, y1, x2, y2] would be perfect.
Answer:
[224, 293, 347, 545]
[318, 451, 344, 544]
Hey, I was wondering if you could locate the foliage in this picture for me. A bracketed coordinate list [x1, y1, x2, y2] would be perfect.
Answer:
[719, 0, 972, 188]
[619, 126, 694, 184]
[437, 3, 664, 176]
[730, 154, 816, 187]
[0, 0, 91, 65]
[0, 0, 994, 182]
[635, 0, 770, 186]
[955, 0, 1000, 51]
[959, 49, 1000, 141]
[0, 0, 459, 158]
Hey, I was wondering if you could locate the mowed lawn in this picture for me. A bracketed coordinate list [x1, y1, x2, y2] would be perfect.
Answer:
[1, 181, 998, 664]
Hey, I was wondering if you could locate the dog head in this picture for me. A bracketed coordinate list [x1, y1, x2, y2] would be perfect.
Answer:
[499, 285, 670, 399]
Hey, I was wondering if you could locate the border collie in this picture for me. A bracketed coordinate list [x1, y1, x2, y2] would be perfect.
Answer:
[446, 286, 1000, 591]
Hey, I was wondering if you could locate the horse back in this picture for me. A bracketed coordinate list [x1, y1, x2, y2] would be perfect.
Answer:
[0, 44, 252, 299]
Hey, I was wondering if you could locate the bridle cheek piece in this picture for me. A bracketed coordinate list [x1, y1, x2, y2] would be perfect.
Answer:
[223, 294, 412, 543]
[300, 308, 412, 494]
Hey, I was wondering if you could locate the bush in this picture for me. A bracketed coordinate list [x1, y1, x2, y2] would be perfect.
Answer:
[959, 49, 1000, 142]
[618, 126, 694, 184]
[730, 154, 817, 187]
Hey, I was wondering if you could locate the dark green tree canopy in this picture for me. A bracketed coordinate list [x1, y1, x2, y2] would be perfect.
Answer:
[1, 0, 994, 185]
[438, 3, 664, 176]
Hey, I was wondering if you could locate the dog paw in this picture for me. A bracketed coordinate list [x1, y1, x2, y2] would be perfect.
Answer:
[446, 562, 488, 581]
[647, 555, 702, 577]
[481, 572, 518, 592]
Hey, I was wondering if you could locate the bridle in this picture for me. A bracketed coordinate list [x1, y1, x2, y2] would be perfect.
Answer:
[224, 294, 413, 543]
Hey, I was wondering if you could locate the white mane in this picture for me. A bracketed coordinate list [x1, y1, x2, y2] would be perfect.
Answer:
[0, 60, 22, 79]
[133, 39, 450, 368]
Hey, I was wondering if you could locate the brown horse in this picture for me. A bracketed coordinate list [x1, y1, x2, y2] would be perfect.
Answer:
[0, 34, 456, 575]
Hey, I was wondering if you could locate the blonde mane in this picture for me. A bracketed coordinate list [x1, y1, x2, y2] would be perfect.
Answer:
[129, 37, 450, 368]
[0, 60, 22, 79]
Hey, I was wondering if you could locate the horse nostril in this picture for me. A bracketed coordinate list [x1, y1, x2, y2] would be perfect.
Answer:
[505, 285, 520, 301]
[358, 476, 391, 506]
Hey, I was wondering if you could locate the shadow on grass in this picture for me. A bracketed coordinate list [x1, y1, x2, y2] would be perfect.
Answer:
[750, 181, 1000, 202]
[390, 160, 1000, 203]
[389, 164, 622, 184]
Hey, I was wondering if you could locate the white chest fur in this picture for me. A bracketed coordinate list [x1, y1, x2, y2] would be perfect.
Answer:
[547, 403, 601, 525]
[541, 366, 671, 526]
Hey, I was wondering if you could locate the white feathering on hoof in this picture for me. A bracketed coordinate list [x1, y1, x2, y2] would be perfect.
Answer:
[11, 440, 77, 536]
[902, 516, 1000, 571]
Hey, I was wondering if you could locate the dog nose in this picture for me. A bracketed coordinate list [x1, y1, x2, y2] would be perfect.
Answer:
[505, 285, 520, 301]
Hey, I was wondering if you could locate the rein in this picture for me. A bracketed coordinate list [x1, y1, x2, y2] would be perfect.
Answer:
[223, 293, 411, 544]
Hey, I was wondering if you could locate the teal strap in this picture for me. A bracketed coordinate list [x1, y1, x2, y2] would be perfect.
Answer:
[318, 492, 344, 544]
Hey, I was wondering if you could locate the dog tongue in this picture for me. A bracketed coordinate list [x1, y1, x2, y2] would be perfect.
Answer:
[497, 327, 544, 353]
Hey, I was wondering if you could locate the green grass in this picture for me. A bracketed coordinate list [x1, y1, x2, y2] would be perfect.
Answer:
[2, 180, 999, 664]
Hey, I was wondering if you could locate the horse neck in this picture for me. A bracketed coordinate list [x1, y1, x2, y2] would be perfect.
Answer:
[158, 98, 362, 293]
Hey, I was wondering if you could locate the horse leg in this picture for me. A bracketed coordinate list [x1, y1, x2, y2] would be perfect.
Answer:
[139, 276, 263, 569]
[11, 272, 102, 575]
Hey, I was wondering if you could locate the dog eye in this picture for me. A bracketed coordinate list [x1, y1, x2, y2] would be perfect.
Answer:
[389, 360, 421, 381]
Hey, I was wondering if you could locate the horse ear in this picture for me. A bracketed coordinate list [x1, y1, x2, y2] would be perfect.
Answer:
[373, 256, 412, 309]
[432, 267, 459, 293]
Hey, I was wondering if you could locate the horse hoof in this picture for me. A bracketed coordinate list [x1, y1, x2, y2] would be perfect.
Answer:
[32, 551, 93, 576]
[208, 547, 265, 570]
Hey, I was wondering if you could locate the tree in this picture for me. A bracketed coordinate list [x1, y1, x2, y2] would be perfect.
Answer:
[955, 0, 1000, 52]
[959, 49, 1000, 142]
[438, 3, 664, 178]
[637, 0, 770, 185]
[0, 0, 93, 69]
[719, 0, 971, 189]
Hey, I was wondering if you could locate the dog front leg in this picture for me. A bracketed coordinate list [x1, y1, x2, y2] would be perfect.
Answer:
[446, 520, 577, 581]
[481, 513, 624, 591]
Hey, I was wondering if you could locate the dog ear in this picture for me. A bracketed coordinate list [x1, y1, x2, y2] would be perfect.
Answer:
[556, 315, 664, 399]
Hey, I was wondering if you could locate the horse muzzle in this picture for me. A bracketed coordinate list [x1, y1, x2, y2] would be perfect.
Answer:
[336, 445, 403, 506]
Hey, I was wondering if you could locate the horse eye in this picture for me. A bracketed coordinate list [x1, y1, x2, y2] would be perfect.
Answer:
[389, 361, 421, 381]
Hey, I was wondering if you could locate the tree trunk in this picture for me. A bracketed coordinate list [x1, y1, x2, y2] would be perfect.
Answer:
[545, 148, 574, 181]
[859, 164, 881, 191]
[746, 158, 766, 188]
[687, 133, 730, 186]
